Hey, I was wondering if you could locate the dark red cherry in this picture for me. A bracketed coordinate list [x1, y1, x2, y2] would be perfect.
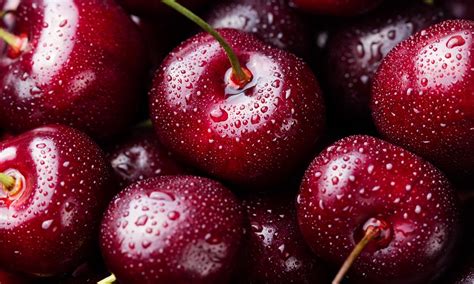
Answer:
[290, 0, 383, 16]
[0, 0, 147, 140]
[107, 126, 186, 188]
[118, 0, 210, 17]
[241, 192, 330, 283]
[371, 20, 474, 180]
[297, 135, 459, 283]
[440, 0, 474, 20]
[0, 125, 112, 277]
[100, 175, 244, 283]
[0, 269, 29, 284]
[206, 0, 311, 58]
[325, 3, 445, 127]
[150, 29, 325, 186]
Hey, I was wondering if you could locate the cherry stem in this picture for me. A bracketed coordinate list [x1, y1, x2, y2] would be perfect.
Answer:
[0, 27, 23, 53]
[0, 173, 14, 190]
[98, 273, 116, 284]
[161, 0, 251, 86]
[332, 227, 381, 284]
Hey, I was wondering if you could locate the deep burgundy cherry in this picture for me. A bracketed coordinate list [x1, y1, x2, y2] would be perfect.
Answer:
[0, 124, 112, 277]
[150, 28, 325, 186]
[290, 0, 383, 16]
[100, 175, 244, 283]
[371, 20, 474, 180]
[107, 126, 186, 188]
[118, 0, 210, 17]
[241, 192, 329, 283]
[62, 257, 109, 284]
[0, 0, 147, 140]
[440, 0, 474, 20]
[297, 135, 459, 283]
[0, 269, 29, 284]
[206, 0, 311, 59]
[325, 2, 444, 126]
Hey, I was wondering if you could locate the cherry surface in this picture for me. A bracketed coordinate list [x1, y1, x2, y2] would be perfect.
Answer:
[241, 192, 329, 283]
[118, 0, 211, 17]
[150, 29, 326, 187]
[0, 0, 147, 140]
[325, 2, 445, 127]
[107, 126, 186, 189]
[371, 20, 474, 180]
[206, 0, 310, 59]
[100, 175, 244, 283]
[297, 135, 459, 283]
[0, 268, 30, 284]
[290, 0, 383, 16]
[440, 0, 474, 20]
[0, 125, 112, 277]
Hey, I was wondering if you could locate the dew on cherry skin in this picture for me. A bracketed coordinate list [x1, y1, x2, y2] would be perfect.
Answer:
[297, 135, 459, 283]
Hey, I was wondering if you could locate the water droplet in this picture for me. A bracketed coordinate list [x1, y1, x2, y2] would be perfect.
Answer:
[446, 35, 465, 49]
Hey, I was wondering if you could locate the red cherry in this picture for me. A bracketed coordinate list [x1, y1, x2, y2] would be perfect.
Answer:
[440, 0, 474, 20]
[107, 126, 187, 188]
[297, 135, 459, 283]
[206, 0, 311, 58]
[0, 125, 112, 277]
[118, 0, 210, 17]
[0, 0, 147, 140]
[371, 20, 474, 180]
[0, 268, 29, 284]
[150, 28, 325, 186]
[99, 176, 244, 283]
[290, 0, 383, 16]
[241, 192, 330, 283]
[325, 2, 445, 127]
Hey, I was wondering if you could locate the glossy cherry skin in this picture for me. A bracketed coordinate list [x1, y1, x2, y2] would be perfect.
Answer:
[297, 135, 459, 283]
[0, 0, 147, 140]
[0, 269, 29, 284]
[0, 125, 112, 277]
[150, 29, 325, 187]
[290, 0, 383, 16]
[371, 20, 474, 180]
[325, 3, 444, 125]
[100, 176, 244, 283]
[241, 192, 329, 283]
[118, 0, 211, 17]
[440, 0, 474, 20]
[107, 126, 186, 189]
[206, 0, 310, 59]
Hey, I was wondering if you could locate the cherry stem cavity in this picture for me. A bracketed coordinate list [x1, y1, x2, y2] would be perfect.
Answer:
[0, 173, 15, 191]
[332, 226, 381, 284]
[0, 27, 25, 55]
[161, 0, 252, 87]
[98, 273, 116, 284]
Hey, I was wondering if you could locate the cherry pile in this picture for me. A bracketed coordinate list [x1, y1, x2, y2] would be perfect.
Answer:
[0, 0, 470, 283]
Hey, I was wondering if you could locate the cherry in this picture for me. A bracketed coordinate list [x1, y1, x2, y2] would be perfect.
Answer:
[290, 0, 383, 16]
[150, 1, 325, 186]
[325, 2, 445, 127]
[206, 0, 311, 58]
[118, 0, 210, 17]
[107, 125, 186, 188]
[0, 124, 112, 277]
[0, 269, 29, 284]
[439, 0, 474, 20]
[371, 20, 474, 180]
[241, 192, 330, 283]
[297, 135, 459, 283]
[99, 175, 244, 283]
[451, 261, 474, 284]
[0, 0, 147, 140]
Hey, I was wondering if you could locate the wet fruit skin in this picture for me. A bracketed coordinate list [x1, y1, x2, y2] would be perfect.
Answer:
[440, 0, 474, 20]
[0, 125, 112, 277]
[297, 135, 459, 283]
[325, 2, 445, 125]
[206, 0, 311, 59]
[107, 126, 186, 189]
[0, 0, 147, 140]
[150, 28, 326, 187]
[0, 269, 29, 284]
[371, 20, 474, 180]
[100, 175, 244, 283]
[118, 0, 210, 17]
[290, 0, 383, 16]
[241, 192, 329, 283]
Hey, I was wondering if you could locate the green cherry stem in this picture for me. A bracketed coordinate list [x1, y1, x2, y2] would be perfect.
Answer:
[0, 173, 15, 190]
[98, 273, 116, 284]
[161, 0, 252, 87]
